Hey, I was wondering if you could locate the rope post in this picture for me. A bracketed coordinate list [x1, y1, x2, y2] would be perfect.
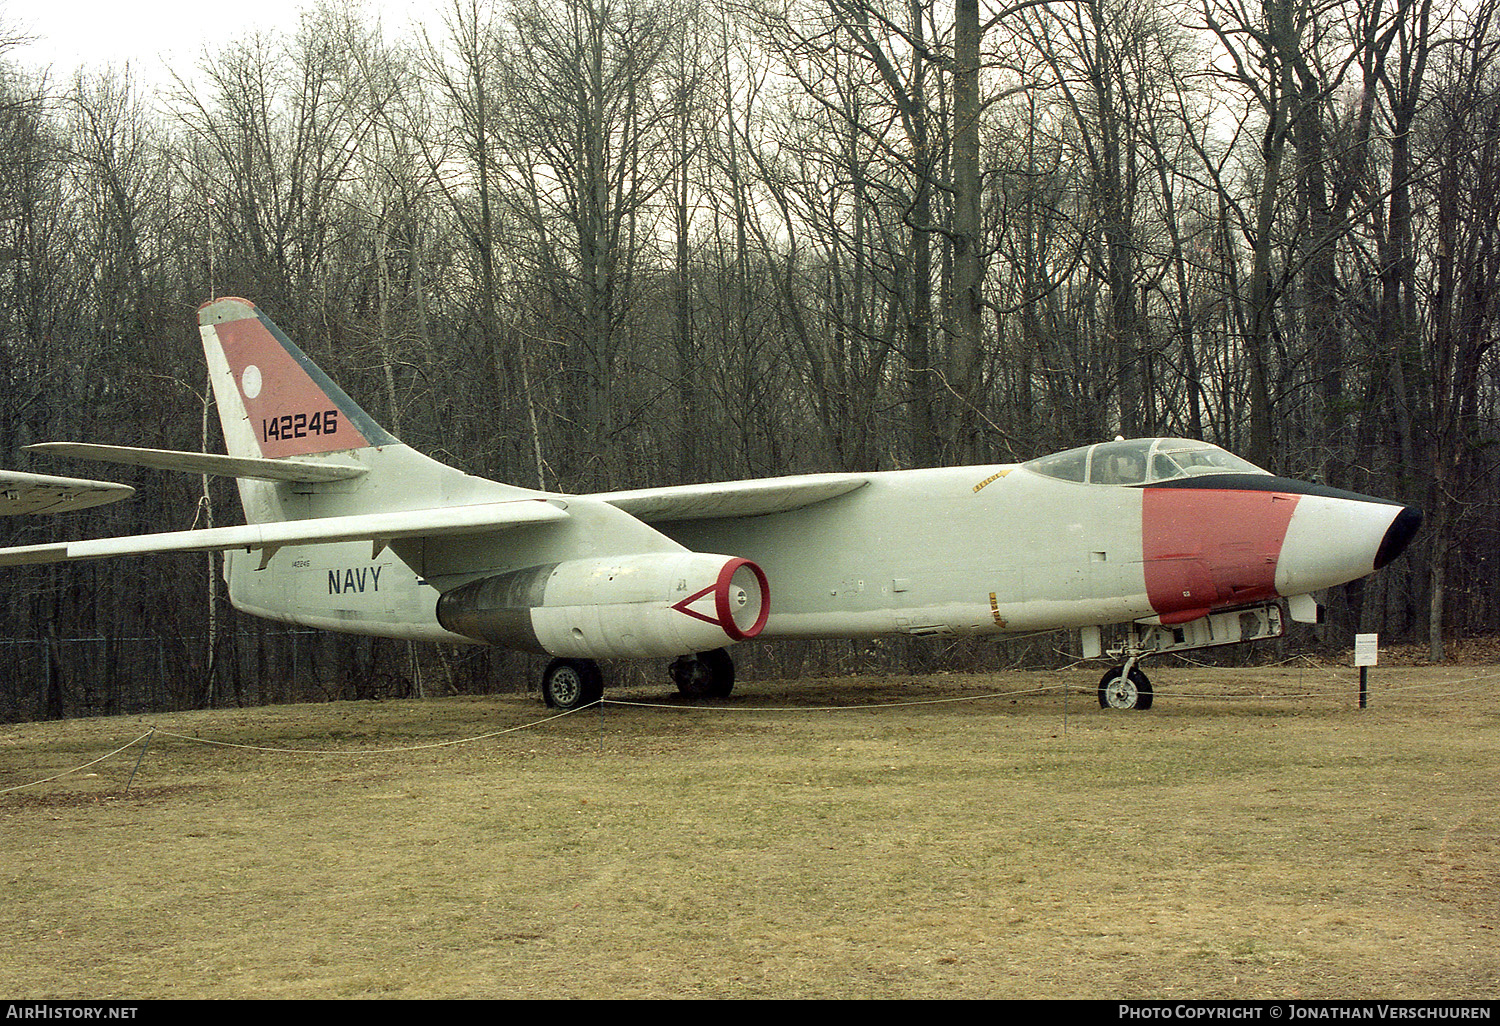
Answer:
[125, 727, 155, 793]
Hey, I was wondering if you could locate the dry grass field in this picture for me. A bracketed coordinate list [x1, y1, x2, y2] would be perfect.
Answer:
[2, 660, 1498, 999]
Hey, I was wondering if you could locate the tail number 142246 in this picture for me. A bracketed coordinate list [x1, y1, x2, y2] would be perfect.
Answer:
[263, 409, 339, 442]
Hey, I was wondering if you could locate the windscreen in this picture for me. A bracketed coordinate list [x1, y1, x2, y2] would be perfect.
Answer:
[1023, 439, 1268, 485]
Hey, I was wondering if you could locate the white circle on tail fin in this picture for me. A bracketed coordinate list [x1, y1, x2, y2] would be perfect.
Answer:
[241, 365, 262, 398]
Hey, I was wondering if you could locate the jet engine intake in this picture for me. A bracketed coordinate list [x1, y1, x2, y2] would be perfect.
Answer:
[435, 553, 770, 659]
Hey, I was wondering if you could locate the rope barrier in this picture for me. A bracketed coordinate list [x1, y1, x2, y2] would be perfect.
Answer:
[0, 706, 596, 792]
[602, 682, 1062, 712]
[1, 662, 1493, 793]
[0, 728, 157, 794]
[147, 704, 591, 755]
[1161, 664, 1500, 702]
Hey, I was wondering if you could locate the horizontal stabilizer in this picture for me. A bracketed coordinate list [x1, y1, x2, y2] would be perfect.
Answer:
[591, 473, 868, 522]
[0, 499, 568, 566]
[0, 470, 136, 516]
[27, 442, 368, 483]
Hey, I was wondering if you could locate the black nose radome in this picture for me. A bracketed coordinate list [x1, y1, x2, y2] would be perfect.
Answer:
[1374, 506, 1422, 570]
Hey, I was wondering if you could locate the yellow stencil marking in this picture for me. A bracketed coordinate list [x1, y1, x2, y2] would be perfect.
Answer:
[989, 592, 1008, 629]
[972, 469, 1011, 493]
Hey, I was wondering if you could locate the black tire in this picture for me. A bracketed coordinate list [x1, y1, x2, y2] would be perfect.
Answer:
[542, 657, 603, 710]
[669, 648, 735, 699]
[1098, 665, 1153, 710]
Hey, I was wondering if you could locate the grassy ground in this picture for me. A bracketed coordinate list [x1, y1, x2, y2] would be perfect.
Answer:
[1, 662, 1497, 999]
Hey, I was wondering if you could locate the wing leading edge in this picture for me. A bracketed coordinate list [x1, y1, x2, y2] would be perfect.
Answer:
[0, 499, 568, 567]
[589, 473, 869, 523]
[25, 442, 368, 483]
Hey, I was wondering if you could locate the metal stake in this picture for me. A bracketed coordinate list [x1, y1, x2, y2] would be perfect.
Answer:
[125, 727, 155, 793]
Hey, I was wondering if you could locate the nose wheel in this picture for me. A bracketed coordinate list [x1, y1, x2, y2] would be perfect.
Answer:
[1099, 664, 1153, 710]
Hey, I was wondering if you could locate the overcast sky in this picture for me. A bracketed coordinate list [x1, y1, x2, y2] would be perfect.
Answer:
[7, 0, 423, 88]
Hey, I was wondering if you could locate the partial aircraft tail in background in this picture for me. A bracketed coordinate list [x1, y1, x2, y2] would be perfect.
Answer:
[0, 470, 134, 516]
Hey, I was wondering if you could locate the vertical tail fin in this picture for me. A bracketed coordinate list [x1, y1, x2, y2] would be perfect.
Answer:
[198, 297, 397, 460]
[196, 297, 536, 528]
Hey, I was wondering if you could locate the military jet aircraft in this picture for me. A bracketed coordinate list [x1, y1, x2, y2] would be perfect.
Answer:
[0, 297, 1421, 711]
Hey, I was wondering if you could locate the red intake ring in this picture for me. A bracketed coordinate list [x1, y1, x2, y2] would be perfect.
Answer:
[718, 558, 771, 640]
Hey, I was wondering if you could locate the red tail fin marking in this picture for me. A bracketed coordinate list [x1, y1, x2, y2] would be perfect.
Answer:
[212, 311, 373, 458]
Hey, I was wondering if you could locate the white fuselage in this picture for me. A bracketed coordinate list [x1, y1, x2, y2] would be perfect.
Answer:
[660, 465, 1149, 638]
[224, 453, 1409, 652]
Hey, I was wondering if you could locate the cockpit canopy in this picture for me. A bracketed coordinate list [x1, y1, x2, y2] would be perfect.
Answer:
[1022, 438, 1269, 486]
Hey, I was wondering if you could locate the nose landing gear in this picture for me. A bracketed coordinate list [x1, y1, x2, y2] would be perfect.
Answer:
[1092, 601, 1287, 710]
[1098, 662, 1153, 710]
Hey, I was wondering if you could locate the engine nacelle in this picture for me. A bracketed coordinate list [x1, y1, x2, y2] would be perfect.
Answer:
[435, 553, 770, 659]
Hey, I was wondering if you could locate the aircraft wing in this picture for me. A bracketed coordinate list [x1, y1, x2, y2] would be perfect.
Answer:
[26, 442, 367, 483]
[589, 473, 869, 523]
[0, 470, 136, 516]
[0, 499, 567, 566]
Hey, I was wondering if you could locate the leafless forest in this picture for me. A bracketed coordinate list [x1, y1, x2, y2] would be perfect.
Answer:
[0, 0, 1496, 720]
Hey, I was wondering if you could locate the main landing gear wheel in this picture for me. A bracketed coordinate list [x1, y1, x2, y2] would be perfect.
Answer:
[669, 648, 735, 699]
[1099, 665, 1153, 710]
[541, 657, 604, 711]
